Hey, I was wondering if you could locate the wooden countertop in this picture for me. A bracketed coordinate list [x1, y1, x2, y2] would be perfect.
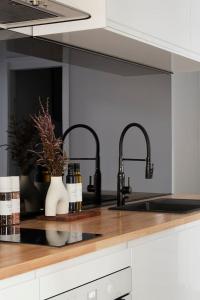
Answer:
[1, 194, 200, 280]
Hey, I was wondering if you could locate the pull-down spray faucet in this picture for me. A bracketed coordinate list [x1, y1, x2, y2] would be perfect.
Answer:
[117, 123, 154, 207]
[62, 124, 101, 205]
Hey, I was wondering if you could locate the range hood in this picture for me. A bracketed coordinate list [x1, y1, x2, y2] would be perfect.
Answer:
[0, 0, 90, 29]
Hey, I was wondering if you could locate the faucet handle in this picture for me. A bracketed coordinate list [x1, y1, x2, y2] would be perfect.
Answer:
[150, 163, 154, 177]
[123, 177, 132, 194]
[146, 161, 154, 179]
[149, 163, 154, 179]
[87, 176, 95, 192]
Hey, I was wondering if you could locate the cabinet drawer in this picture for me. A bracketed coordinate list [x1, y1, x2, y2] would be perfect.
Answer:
[51, 268, 131, 300]
[40, 248, 131, 299]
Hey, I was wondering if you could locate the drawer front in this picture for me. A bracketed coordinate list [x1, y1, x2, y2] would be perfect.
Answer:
[123, 295, 132, 300]
[51, 268, 131, 300]
[40, 248, 131, 299]
[0, 280, 39, 300]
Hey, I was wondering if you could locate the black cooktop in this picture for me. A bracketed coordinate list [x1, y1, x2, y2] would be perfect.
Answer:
[0, 227, 101, 247]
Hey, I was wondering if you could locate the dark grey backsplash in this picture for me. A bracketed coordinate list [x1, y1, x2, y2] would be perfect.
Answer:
[0, 34, 172, 194]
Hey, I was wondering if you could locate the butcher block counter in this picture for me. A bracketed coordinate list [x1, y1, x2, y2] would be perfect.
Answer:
[1, 194, 200, 281]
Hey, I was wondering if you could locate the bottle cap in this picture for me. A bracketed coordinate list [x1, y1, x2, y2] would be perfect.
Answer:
[68, 163, 75, 175]
[74, 163, 80, 172]
[0, 177, 11, 193]
[10, 176, 20, 192]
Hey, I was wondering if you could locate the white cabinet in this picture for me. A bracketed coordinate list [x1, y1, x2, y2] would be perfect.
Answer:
[38, 246, 131, 299]
[0, 274, 39, 300]
[34, 0, 191, 52]
[11, 0, 200, 70]
[107, 0, 190, 50]
[129, 221, 200, 300]
[0, 244, 130, 300]
[32, 0, 106, 36]
[0, 281, 39, 300]
[28, 0, 200, 72]
[50, 268, 131, 300]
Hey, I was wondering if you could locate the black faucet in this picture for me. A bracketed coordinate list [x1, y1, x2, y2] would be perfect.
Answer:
[62, 124, 102, 205]
[117, 123, 154, 207]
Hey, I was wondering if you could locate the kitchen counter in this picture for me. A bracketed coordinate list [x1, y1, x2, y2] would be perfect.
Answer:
[1, 194, 200, 280]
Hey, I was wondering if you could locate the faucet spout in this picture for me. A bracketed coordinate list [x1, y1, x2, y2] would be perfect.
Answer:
[117, 123, 154, 207]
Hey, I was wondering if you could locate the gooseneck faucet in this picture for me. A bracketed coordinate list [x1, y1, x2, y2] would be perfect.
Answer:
[62, 124, 101, 205]
[117, 123, 154, 207]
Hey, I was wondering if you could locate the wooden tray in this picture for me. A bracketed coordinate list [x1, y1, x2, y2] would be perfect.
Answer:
[37, 209, 101, 222]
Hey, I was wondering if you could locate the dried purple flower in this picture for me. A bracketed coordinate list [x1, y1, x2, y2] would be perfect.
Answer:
[31, 101, 67, 176]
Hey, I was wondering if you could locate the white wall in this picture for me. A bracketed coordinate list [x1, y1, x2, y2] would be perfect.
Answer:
[68, 51, 172, 193]
[172, 72, 200, 193]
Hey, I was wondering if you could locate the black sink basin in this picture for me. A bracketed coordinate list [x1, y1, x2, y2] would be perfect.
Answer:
[110, 198, 200, 213]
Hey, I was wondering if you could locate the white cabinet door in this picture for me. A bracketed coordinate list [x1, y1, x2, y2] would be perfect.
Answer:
[50, 268, 131, 300]
[0, 280, 39, 300]
[107, 0, 190, 50]
[39, 248, 131, 299]
[131, 222, 200, 300]
[190, 0, 200, 54]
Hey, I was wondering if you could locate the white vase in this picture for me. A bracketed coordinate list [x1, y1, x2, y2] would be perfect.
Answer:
[45, 176, 69, 216]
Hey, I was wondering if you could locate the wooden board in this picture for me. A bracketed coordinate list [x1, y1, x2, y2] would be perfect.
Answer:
[1, 194, 200, 280]
[37, 209, 101, 222]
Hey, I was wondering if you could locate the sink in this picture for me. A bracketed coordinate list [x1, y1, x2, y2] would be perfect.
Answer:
[82, 192, 169, 208]
[110, 198, 200, 213]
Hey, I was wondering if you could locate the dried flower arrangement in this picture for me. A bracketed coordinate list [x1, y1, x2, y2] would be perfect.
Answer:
[7, 116, 38, 175]
[31, 101, 67, 176]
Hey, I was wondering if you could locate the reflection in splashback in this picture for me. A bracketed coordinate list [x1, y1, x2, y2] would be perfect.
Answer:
[0, 35, 172, 211]
[0, 26, 28, 41]
[0, 36, 166, 175]
[0, 36, 164, 161]
[0, 36, 66, 213]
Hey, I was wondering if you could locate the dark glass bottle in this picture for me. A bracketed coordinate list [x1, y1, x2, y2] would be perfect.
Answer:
[74, 163, 82, 212]
[66, 164, 76, 213]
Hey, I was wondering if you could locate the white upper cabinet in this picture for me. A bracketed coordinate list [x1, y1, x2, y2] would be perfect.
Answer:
[13, 0, 200, 71]
[107, 0, 190, 51]
[33, 0, 191, 52]
[31, 0, 106, 36]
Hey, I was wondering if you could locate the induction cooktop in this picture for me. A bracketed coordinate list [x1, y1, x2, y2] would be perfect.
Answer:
[0, 227, 101, 247]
